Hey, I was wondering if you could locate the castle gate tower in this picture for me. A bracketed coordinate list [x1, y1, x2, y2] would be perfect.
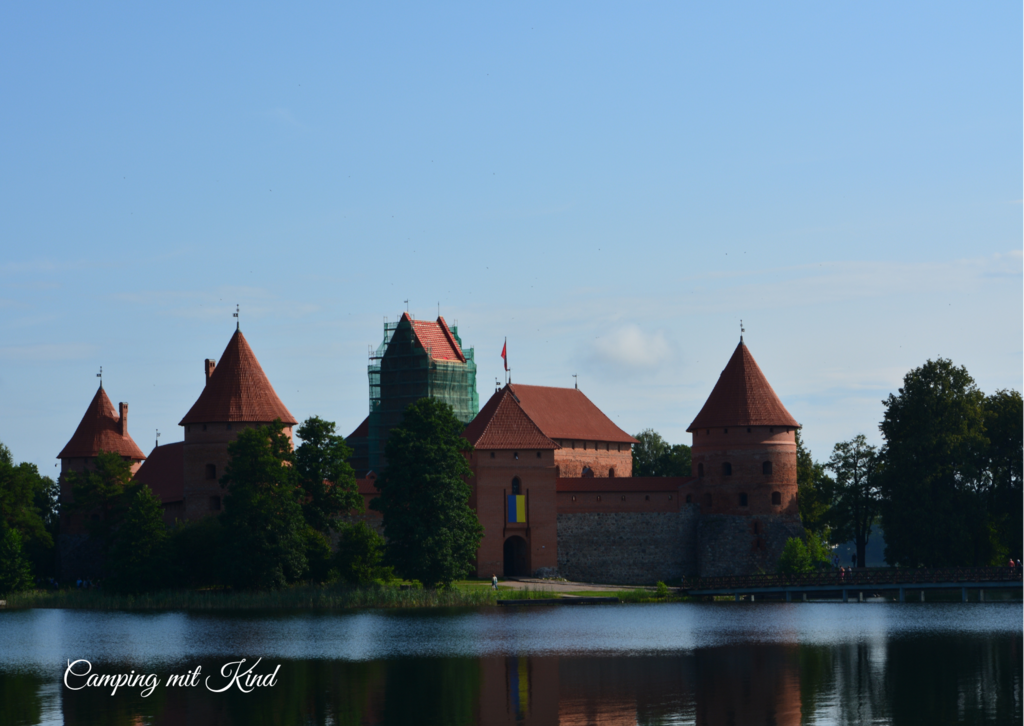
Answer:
[687, 339, 803, 576]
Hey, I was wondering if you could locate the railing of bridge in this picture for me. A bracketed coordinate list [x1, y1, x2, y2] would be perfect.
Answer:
[681, 566, 1023, 592]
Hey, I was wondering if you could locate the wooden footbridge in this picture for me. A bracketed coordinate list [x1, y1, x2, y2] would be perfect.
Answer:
[679, 567, 1023, 602]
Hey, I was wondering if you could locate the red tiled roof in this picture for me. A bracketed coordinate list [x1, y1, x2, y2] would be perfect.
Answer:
[406, 313, 466, 362]
[179, 328, 297, 426]
[557, 476, 691, 492]
[58, 385, 147, 460]
[347, 415, 370, 440]
[507, 384, 638, 444]
[687, 341, 800, 431]
[463, 386, 559, 450]
[134, 442, 184, 504]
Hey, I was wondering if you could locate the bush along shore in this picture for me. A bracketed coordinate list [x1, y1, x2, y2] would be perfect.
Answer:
[2, 582, 688, 611]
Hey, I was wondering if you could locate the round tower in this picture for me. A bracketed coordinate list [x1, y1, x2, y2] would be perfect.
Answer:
[687, 338, 802, 576]
[178, 326, 298, 520]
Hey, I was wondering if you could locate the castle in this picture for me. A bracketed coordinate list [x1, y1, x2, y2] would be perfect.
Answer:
[57, 316, 804, 582]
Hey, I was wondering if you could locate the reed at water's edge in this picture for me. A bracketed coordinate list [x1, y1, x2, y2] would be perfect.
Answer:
[3, 584, 629, 611]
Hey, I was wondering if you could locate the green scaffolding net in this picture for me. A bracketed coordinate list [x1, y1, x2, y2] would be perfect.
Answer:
[367, 316, 478, 471]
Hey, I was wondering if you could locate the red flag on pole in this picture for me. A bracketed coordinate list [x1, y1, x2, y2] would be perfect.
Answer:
[501, 338, 508, 371]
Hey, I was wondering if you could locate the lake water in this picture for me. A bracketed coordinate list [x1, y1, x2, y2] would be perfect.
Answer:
[1, 602, 1020, 725]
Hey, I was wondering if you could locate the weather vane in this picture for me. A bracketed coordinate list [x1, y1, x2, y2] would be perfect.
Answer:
[740, 319, 745, 343]
[404, 299, 410, 313]
[155, 429, 161, 448]
[96, 366, 103, 386]
[573, 373, 578, 390]
[233, 304, 240, 330]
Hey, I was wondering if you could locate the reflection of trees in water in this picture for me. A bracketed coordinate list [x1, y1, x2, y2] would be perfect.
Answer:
[11, 631, 1021, 726]
[1, 670, 44, 726]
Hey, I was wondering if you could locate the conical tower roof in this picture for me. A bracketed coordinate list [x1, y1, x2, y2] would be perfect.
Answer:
[687, 341, 799, 431]
[463, 385, 558, 450]
[179, 328, 297, 426]
[58, 385, 146, 460]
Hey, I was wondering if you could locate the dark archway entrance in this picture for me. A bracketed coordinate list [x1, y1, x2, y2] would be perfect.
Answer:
[503, 536, 529, 577]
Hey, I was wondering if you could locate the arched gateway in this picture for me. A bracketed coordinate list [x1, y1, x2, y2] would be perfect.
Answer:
[503, 536, 529, 576]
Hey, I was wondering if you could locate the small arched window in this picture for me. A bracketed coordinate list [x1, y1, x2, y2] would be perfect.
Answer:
[511, 477, 521, 495]
[722, 462, 732, 476]
[698, 463, 704, 477]
[739, 492, 748, 507]
[685, 494, 692, 504]
[536, 451, 542, 458]
[581, 466, 594, 478]
[608, 467, 616, 478]
[513, 452, 519, 460]
[772, 491, 782, 506]
[703, 492, 712, 508]
[490, 451, 496, 459]
[763, 461, 772, 475]
[205, 463, 217, 480]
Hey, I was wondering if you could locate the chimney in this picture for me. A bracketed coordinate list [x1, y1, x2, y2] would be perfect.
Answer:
[205, 359, 216, 385]
[119, 402, 128, 437]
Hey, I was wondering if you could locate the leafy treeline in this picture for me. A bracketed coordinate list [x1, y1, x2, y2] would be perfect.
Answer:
[0, 443, 58, 594]
[631, 430, 691, 477]
[797, 358, 1021, 568]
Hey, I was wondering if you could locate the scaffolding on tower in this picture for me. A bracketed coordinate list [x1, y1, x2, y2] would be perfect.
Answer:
[366, 315, 478, 471]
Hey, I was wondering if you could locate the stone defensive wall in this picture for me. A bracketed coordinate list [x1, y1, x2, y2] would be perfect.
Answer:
[555, 477, 700, 584]
[697, 514, 803, 578]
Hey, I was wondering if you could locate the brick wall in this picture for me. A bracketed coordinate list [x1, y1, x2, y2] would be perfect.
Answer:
[556, 506, 699, 584]
[697, 514, 804, 577]
[552, 441, 632, 478]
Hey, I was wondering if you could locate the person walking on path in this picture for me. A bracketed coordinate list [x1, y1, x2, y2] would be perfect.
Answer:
[492, 575, 498, 590]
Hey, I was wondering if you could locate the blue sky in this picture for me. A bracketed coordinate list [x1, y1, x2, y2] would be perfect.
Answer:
[1, 3, 1020, 474]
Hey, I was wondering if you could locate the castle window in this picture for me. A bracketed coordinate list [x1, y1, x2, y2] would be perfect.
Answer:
[511, 477, 521, 495]
[747, 428, 751, 433]
[536, 451, 542, 458]
[753, 521, 760, 535]
[763, 461, 772, 475]
[703, 493, 712, 508]
[205, 463, 216, 480]
[685, 494, 692, 504]
[608, 467, 616, 477]
[202, 424, 207, 431]
[724, 428, 728, 434]
[645, 495, 650, 501]
[597, 495, 602, 502]
[621, 495, 626, 501]
[739, 492, 748, 507]
[490, 452, 495, 458]
[581, 466, 594, 477]
[668, 495, 672, 500]
[227, 423, 232, 430]
[514, 452, 519, 460]
[722, 462, 732, 476]
[772, 491, 782, 506]
[698, 463, 704, 477]
[572, 496, 576, 502]
[209, 496, 221, 511]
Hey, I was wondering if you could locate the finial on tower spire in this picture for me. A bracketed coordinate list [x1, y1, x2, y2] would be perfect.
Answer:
[740, 319, 745, 343]
[96, 366, 103, 387]
[234, 304, 240, 331]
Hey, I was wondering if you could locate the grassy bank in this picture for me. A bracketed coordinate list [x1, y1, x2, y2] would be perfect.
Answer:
[2, 583, 690, 611]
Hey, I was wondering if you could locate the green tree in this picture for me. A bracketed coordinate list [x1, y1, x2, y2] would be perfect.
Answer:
[295, 416, 362, 533]
[982, 389, 1022, 560]
[795, 431, 832, 537]
[220, 420, 307, 590]
[878, 359, 991, 567]
[371, 398, 483, 589]
[631, 429, 692, 476]
[334, 521, 391, 584]
[777, 531, 832, 574]
[0, 441, 57, 578]
[165, 516, 225, 589]
[107, 486, 168, 593]
[63, 450, 139, 550]
[0, 520, 32, 594]
[825, 435, 881, 569]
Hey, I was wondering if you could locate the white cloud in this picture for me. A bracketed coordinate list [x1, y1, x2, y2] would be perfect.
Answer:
[592, 324, 672, 371]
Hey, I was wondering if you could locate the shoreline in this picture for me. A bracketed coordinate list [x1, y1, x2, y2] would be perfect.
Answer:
[1, 583, 686, 612]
